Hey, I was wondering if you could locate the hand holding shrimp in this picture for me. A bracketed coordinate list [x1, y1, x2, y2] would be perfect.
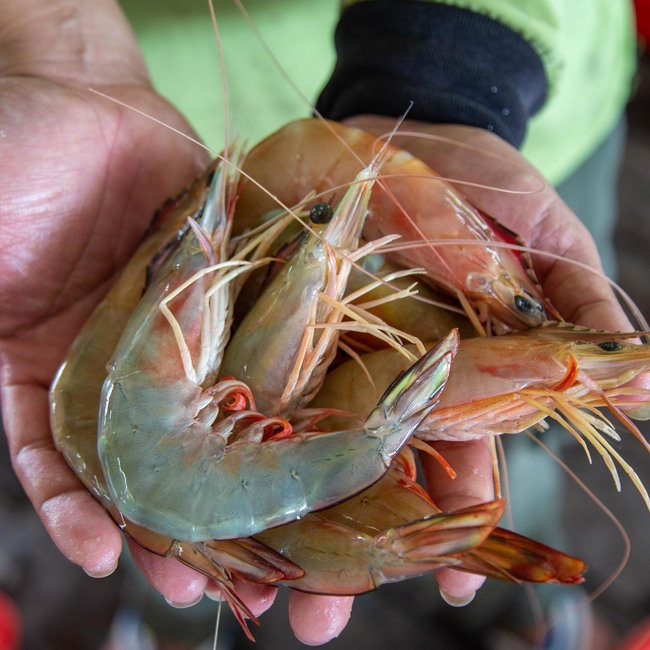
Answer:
[341, 115, 650, 607]
[0, 11, 492, 637]
[0, 0, 283, 622]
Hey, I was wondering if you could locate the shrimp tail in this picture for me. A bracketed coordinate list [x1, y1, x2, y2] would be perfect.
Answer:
[122, 530, 261, 640]
[172, 537, 303, 642]
[457, 527, 587, 585]
[366, 328, 459, 462]
[370, 500, 505, 585]
[175, 543, 256, 605]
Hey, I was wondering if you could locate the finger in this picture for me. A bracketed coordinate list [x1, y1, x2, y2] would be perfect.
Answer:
[421, 438, 495, 602]
[436, 568, 485, 606]
[127, 539, 208, 607]
[532, 217, 634, 331]
[288, 592, 353, 646]
[4, 383, 122, 577]
[421, 438, 495, 510]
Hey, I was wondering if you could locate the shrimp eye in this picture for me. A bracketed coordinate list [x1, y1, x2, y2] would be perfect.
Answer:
[598, 341, 623, 352]
[514, 294, 544, 317]
[310, 202, 333, 224]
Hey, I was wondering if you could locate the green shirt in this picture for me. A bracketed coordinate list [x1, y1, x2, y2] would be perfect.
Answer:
[121, 0, 635, 184]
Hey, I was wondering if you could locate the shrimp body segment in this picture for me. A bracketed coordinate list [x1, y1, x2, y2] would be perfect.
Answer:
[208, 450, 586, 595]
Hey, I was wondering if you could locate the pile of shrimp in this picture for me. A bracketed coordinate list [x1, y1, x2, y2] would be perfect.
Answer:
[48, 113, 650, 639]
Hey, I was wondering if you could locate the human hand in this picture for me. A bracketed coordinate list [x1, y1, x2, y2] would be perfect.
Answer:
[0, 0, 211, 603]
[342, 114, 647, 609]
[0, 1, 349, 643]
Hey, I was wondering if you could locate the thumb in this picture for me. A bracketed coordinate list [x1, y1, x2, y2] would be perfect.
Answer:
[2, 0, 150, 88]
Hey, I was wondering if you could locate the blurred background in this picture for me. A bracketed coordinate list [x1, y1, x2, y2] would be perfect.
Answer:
[1, 7, 650, 650]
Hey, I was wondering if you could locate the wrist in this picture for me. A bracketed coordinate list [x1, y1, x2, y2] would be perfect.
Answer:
[0, 0, 148, 86]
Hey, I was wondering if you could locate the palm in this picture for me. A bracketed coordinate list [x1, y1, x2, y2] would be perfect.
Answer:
[0, 78, 205, 347]
[0, 75, 209, 588]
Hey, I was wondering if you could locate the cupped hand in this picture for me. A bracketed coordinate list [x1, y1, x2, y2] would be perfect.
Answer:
[0, 2, 348, 644]
[1, 6, 638, 642]
[344, 114, 647, 608]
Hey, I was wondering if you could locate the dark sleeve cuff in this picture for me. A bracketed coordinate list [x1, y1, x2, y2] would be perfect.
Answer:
[315, 1, 548, 148]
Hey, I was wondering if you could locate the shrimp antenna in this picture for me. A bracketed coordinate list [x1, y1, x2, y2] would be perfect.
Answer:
[374, 130, 546, 195]
[208, 0, 231, 156]
[525, 430, 631, 605]
[212, 599, 222, 650]
[230, 0, 423, 180]
[84, 87, 437, 326]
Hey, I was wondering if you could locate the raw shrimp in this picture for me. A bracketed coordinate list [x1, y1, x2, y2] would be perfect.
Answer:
[221, 135, 400, 414]
[233, 449, 586, 594]
[235, 118, 560, 334]
[311, 325, 650, 509]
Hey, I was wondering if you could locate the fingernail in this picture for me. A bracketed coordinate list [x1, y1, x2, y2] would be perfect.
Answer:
[83, 564, 117, 579]
[440, 588, 476, 607]
[205, 589, 225, 603]
[165, 593, 204, 609]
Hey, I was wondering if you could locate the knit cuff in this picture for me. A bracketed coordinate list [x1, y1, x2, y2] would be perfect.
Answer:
[316, 1, 547, 147]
